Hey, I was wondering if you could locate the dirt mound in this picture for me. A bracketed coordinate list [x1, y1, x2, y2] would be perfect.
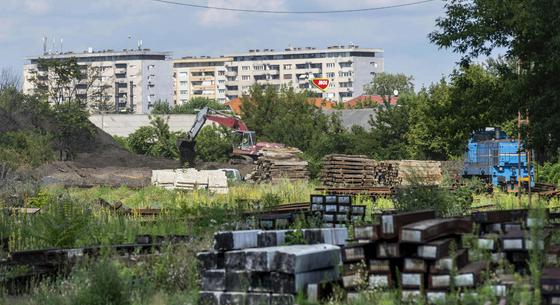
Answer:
[71, 127, 178, 169]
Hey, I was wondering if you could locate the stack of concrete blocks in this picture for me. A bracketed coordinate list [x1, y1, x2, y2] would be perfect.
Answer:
[151, 169, 229, 193]
[197, 228, 348, 305]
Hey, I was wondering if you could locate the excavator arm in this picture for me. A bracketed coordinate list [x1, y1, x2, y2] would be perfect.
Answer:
[177, 106, 249, 166]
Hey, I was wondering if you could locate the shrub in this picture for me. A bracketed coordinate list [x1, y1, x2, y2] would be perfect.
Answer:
[72, 259, 131, 305]
[195, 125, 232, 162]
[26, 194, 91, 248]
[394, 183, 472, 217]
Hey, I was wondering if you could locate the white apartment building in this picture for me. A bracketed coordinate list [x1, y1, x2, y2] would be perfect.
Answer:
[173, 56, 231, 105]
[223, 45, 384, 102]
[23, 49, 173, 114]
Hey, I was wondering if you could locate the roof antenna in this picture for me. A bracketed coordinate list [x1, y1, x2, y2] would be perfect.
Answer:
[60, 38, 63, 53]
[137, 40, 143, 50]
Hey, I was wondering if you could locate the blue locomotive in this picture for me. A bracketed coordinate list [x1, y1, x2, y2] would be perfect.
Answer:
[463, 128, 534, 191]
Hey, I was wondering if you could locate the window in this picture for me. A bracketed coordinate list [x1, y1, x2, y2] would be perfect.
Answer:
[242, 75, 251, 81]
[339, 62, 352, 68]
[218, 71, 225, 76]
[338, 71, 352, 77]
[326, 72, 335, 78]
[339, 82, 353, 88]
[218, 80, 225, 84]
[283, 64, 292, 70]
[180, 90, 188, 94]
[326, 63, 335, 68]
[147, 65, 155, 71]
[179, 72, 188, 79]
[283, 74, 292, 80]
[180, 81, 188, 86]
[218, 89, 226, 93]
[242, 66, 250, 71]
[253, 65, 264, 71]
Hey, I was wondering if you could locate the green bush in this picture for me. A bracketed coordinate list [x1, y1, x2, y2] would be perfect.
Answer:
[72, 259, 131, 305]
[394, 183, 472, 217]
[126, 116, 179, 159]
[0, 130, 55, 170]
[26, 194, 92, 248]
[195, 125, 232, 162]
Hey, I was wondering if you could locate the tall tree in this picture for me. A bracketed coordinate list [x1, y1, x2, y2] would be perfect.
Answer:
[430, 0, 560, 162]
[365, 72, 415, 103]
[369, 96, 413, 160]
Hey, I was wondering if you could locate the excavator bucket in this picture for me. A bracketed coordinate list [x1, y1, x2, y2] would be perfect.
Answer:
[178, 139, 196, 167]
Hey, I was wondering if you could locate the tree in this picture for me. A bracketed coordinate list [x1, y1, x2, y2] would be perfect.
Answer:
[429, 0, 560, 162]
[172, 97, 227, 114]
[126, 116, 179, 159]
[365, 72, 415, 103]
[151, 100, 172, 114]
[369, 96, 413, 160]
[195, 125, 232, 162]
[0, 68, 21, 91]
[29, 58, 111, 111]
[127, 126, 156, 155]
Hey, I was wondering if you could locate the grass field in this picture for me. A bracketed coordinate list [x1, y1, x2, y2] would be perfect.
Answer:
[0, 180, 556, 305]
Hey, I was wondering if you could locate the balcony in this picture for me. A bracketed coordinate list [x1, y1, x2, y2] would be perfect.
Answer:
[226, 71, 238, 77]
[115, 68, 127, 75]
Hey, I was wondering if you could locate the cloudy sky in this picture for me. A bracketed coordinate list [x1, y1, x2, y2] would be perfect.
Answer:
[1, 0, 462, 88]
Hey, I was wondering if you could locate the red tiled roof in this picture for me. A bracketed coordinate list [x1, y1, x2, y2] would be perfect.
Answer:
[344, 95, 399, 108]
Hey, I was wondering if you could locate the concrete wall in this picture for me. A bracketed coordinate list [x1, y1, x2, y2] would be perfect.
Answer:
[90, 114, 197, 137]
[90, 109, 377, 137]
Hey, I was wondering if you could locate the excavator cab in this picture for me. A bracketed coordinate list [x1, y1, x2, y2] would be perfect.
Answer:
[232, 130, 256, 150]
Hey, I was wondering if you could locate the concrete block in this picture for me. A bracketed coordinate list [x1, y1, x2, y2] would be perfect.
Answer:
[247, 293, 270, 305]
[271, 244, 341, 274]
[220, 292, 247, 305]
[257, 230, 292, 247]
[271, 267, 339, 294]
[199, 291, 222, 305]
[225, 250, 246, 270]
[214, 230, 261, 251]
[201, 269, 225, 291]
[197, 251, 218, 271]
[243, 244, 341, 273]
[270, 294, 294, 305]
[225, 271, 271, 292]
[303, 227, 348, 244]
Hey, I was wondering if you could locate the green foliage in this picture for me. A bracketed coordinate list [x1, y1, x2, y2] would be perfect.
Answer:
[430, 0, 560, 161]
[112, 135, 131, 151]
[72, 259, 131, 305]
[539, 162, 560, 185]
[126, 116, 179, 159]
[195, 125, 232, 162]
[151, 100, 172, 114]
[369, 98, 412, 160]
[394, 183, 472, 217]
[127, 126, 156, 155]
[150, 98, 230, 115]
[51, 96, 96, 160]
[26, 194, 92, 248]
[365, 72, 415, 100]
[0, 130, 54, 170]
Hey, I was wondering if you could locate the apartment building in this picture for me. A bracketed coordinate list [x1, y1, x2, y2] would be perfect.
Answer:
[23, 49, 173, 114]
[223, 45, 384, 102]
[173, 56, 232, 105]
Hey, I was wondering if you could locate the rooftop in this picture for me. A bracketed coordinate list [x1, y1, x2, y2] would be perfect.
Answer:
[228, 45, 383, 57]
[27, 48, 171, 61]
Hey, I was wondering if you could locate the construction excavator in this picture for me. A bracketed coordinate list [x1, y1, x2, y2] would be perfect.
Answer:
[177, 107, 283, 166]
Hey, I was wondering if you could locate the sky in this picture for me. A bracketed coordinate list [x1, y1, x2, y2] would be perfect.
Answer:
[0, 0, 463, 88]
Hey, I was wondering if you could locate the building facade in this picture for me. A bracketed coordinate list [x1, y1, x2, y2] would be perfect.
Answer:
[223, 45, 384, 102]
[173, 56, 232, 105]
[23, 49, 173, 114]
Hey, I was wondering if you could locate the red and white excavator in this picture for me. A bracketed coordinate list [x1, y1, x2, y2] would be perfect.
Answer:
[177, 107, 283, 166]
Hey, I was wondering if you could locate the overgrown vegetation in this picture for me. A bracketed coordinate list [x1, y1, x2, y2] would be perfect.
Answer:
[151, 97, 227, 115]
